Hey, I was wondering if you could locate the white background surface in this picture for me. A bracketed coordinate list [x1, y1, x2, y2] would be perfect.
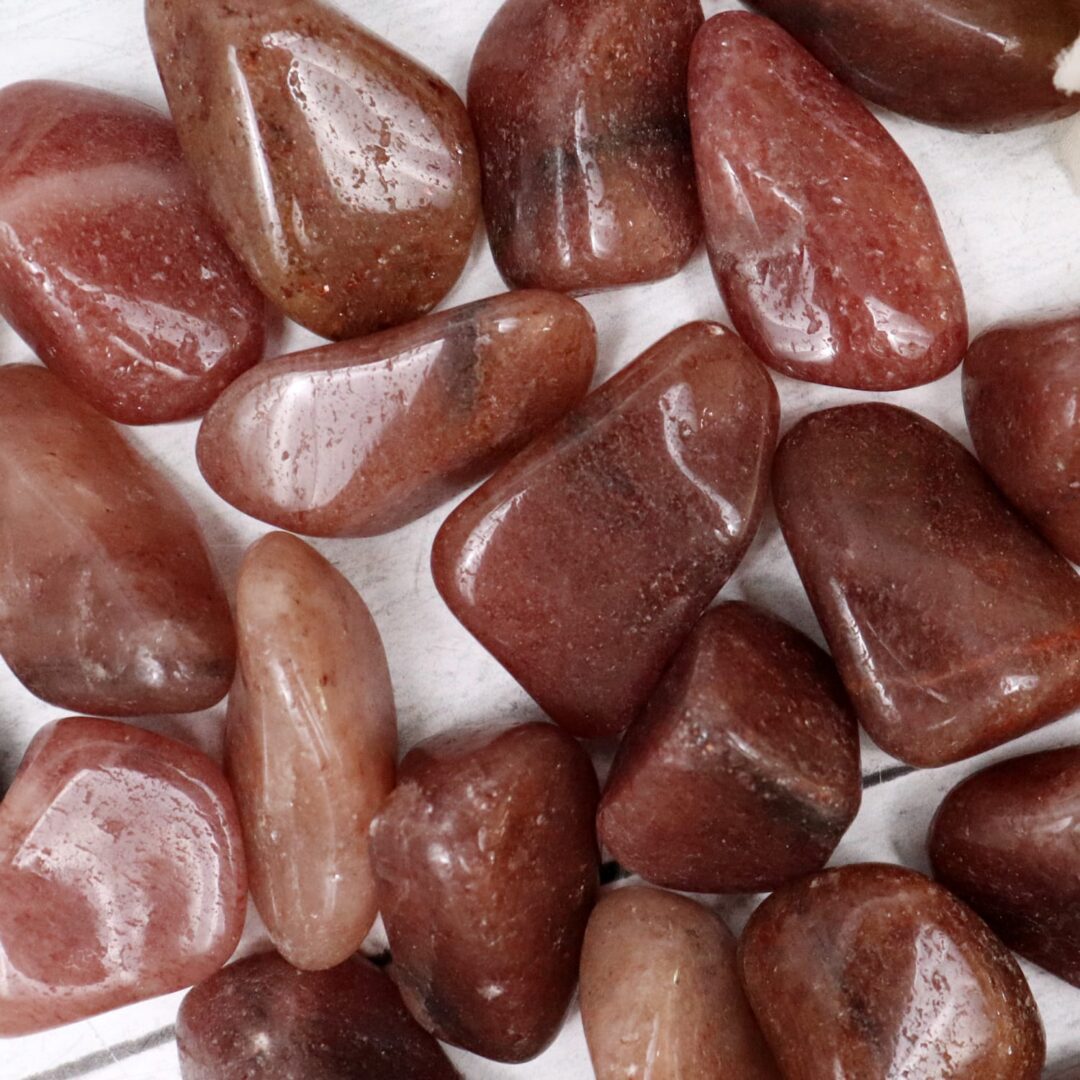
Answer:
[2, 0, 1080, 1076]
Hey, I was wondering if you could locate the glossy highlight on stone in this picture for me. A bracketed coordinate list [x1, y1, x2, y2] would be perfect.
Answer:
[598, 602, 861, 893]
[468, 0, 703, 293]
[739, 863, 1045, 1080]
[580, 886, 779, 1080]
[226, 533, 396, 971]
[433, 322, 779, 738]
[689, 12, 968, 391]
[0, 716, 246, 1037]
[774, 403, 1080, 767]
[177, 952, 459, 1079]
[0, 365, 235, 716]
[146, 0, 480, 340]
[198, 291, 596, 536]
[369, 721, 599, 1062]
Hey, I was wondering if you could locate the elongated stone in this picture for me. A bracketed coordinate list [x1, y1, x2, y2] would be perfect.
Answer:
[580, 886, 779, 1079]
[433, 322, 779, 738]
[598, 602, 860, 893]
[964, 315, 1080, 564]
[369, 721, 599, 1062]
[177, 952, 459, 1079]
[146, 0, 480, 340]
[774, 403, 1080, 767]
[0, 716, 246, 1036]
[740, 864, 1046, 1079]
[0, 365, 235, 715]
[226, 533, 396, 971]
[467, 0, 703, 293]
[689, 12, 967, 391]
[197, 291, 596, 537]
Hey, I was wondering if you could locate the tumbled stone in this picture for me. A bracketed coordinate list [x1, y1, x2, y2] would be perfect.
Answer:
[369, 721, 599, 1062]
[598, 602, 861, 893]
[433, 322, 778, 738]
[774, 403, 1080, 767]
[964, 315, 1080, 564]
[747, 0, 1080, 132]
[0, 365, 235, 715]
[689, 12, 967, 391]
[467, 0, 703, 293]
[580, 886, 779, 1079]
[0, 716, 246, 1036]
[740, 863, 1046, 1079]
[146, 0, 480, 340]
[197, 291, 596, 536]
[226, 533, 396, 971]
[0, 81, 266, 425]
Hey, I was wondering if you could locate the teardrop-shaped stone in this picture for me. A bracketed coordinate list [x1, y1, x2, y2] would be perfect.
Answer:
[146, 0, 481, 340]
[197, 291, 596, 537]
[432, 322, 779, 738]
[369, 721, 599, 1063]
[226, 532, 396, 971]
[468, 0, 703, 293]
[689, 12, 967, 390]
[0, 365, 235, 716]
[598, 602, 861, 893]
[0, 716, 247, 1036]
[739, 863, 1046, 1079]
[580, 886, 779, 1079]
[774, 403, 1080, 767]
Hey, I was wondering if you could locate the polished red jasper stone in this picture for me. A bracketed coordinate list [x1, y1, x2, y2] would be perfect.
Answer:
[0, 365, 235, 715]
[197, 291, 596, 537]
[369, 721, 599, 1063]
[146, 0, 480, 341]
[433, 322, 779, 738]
[964, 315, 1080, 564]
[0, 716, 246, 1037]
[740, 864, 1045, 1078]
[467, 0, 703, 293]
[0, 81, 266, 425]
[689, 12, 968, 391]
[774, 403, 1080, 767]
[598, 601, 861, 893]
[177, 952, 459, 1080]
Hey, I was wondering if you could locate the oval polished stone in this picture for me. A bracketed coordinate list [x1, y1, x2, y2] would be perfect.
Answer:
[433, 322, 779, 738]
[0, 716, 246, 1037]
[369, 721, 599, 1062]
[467, 0, 703, 293]
[146, 0, 480, 341]
[689, 12, 968, 391]
[197, 291, 596, 537]
[739, 863, 1046, 1080]
[0, 81, 267, 425]
[580, 886, 779, 1080]
[226, 533, 396, 971]
[774, 403, 1080, 767]
[0, 365, 235, 716]
[746, 0, 1080, 132]
[177, 952, 459, 1080]
[964, 315, 1080, 564]
[598, 602, 861, 893]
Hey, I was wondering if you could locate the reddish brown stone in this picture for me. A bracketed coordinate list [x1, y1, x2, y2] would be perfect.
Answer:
[689, 12, 967, 391]
[598, 602, 861, 893]
[467, 0, 703, 293]
[774, 403, 1080, 767]
[739, 863, 1046, 1079]
[369, 721, 599, 1063]
[432, 322, 779, 738]
[197, 291, 596, 537]
[0, 81, 266, 425]
[0, 365, 235, 716]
